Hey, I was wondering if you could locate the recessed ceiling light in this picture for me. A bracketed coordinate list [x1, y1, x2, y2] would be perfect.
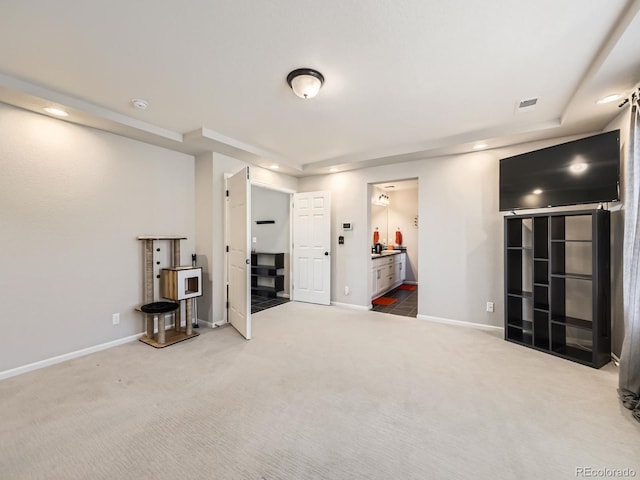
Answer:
[596, 93, 622, 104]
[131, 98, 149, 110]
[329, 167, 338, 173]
[270, 164, 279, 170]
[533, 188, 543, 195]
[473, 143, 488, 150]
[43, 107, 68, 117]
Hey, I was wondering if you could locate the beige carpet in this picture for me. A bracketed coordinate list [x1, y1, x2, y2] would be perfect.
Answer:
[1, 302, 638, 480]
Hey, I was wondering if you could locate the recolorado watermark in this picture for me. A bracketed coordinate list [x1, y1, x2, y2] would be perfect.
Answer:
[576, 467, 636, 478]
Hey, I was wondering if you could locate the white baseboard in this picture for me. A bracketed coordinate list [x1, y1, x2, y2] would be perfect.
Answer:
[198, 318, 227, 328]
[331, 301, 372, 311]
[417, 314, 503, 332]
[0, 333, 144, 381]
[403, 280, 418, 285]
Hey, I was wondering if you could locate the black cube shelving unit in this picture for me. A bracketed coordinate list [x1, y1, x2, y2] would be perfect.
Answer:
[251, 252, 285, 298]
[504, 209, 610, 368]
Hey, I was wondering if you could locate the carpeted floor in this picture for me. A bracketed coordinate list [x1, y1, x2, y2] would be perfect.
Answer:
[1, 302, 638, 479]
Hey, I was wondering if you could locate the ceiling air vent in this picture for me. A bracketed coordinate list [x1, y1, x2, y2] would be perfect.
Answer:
[515, 97, 538, 113]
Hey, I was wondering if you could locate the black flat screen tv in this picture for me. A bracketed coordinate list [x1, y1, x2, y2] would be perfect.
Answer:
[499, 130, 620, 211]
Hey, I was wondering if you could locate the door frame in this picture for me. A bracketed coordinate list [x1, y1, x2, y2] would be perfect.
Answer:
[224, 177, 296, 327]
[250, 180, 296, 302]
[367, 178, 420, 306]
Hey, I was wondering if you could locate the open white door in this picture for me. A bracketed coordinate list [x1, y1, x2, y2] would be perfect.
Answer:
[292, 191, 331, 305]
[227, 166, 251, 339]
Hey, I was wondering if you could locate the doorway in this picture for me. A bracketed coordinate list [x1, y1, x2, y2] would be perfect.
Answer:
[368, 178, 419, 317]
[250, 184, 292, 314]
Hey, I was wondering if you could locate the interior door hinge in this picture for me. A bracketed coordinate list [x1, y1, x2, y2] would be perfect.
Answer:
[226, 190, 229, 197]
[226, 245, 229, 253]
[226, 301, 229, 309]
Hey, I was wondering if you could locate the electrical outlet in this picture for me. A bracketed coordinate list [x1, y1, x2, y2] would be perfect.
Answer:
[486, 302, 494, 313]
[112, 313, 120, 325]
[344, 286, 350, 296]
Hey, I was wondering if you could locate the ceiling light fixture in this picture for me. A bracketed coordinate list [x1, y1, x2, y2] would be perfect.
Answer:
[270, 164, 279, 170]
[286, 68, 324, 99]
[43, 107, 68, 117]
[533, 189, 543, 195]
[473, 143, 488, 150]
[329, 167, 338, 173]
[596, 93, 622, 104]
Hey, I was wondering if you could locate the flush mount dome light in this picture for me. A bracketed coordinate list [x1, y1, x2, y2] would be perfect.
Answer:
[533, 188, 543, 195]
[287, 68, 324, 99]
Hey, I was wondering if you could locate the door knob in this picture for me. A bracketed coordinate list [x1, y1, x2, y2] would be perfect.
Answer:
[324, 251, 329, 256]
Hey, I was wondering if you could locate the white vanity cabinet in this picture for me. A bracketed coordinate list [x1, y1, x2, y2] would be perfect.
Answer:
[394, 252, 406, 283]
[371, 252, 406, 299]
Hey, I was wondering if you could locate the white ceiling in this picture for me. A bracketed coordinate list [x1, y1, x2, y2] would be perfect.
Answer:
[1, 1, 639, 177]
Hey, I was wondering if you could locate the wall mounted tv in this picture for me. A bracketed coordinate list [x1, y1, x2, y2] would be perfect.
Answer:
[499, 130, 620, 211]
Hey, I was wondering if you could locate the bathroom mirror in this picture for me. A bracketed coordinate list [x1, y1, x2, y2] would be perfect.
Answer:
[371, 202, 388, 246]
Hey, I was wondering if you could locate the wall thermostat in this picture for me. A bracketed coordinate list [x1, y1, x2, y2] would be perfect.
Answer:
[342, 222, 353, 231]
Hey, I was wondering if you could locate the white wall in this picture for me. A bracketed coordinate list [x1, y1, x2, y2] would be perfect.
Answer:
[0, 103, 195, 373]
[194, 154, 298, 324]
[251, 186, 290, 254]
[298, 154, 502, 325]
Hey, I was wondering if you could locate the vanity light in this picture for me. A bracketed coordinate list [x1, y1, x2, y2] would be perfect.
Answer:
[286, 68, 324, 99]
[43, 107, 68, 117]
[377, 193, 390, 206]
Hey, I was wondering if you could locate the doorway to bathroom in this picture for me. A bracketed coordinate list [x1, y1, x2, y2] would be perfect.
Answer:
[369, 178, 419, 317]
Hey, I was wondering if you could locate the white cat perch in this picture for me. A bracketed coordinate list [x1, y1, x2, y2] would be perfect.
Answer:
[136, 235, 201, 348]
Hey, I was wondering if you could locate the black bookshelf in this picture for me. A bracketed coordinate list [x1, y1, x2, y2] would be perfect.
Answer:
[504, 210, 610, 368]
[251, 252, 285, 298]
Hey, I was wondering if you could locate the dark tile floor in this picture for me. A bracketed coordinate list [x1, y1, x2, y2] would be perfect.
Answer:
[251, 294, 290, 314]
[371, 285, 418, 317]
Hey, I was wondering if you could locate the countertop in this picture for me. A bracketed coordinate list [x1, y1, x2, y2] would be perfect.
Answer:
[371, 250, 404, 258]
